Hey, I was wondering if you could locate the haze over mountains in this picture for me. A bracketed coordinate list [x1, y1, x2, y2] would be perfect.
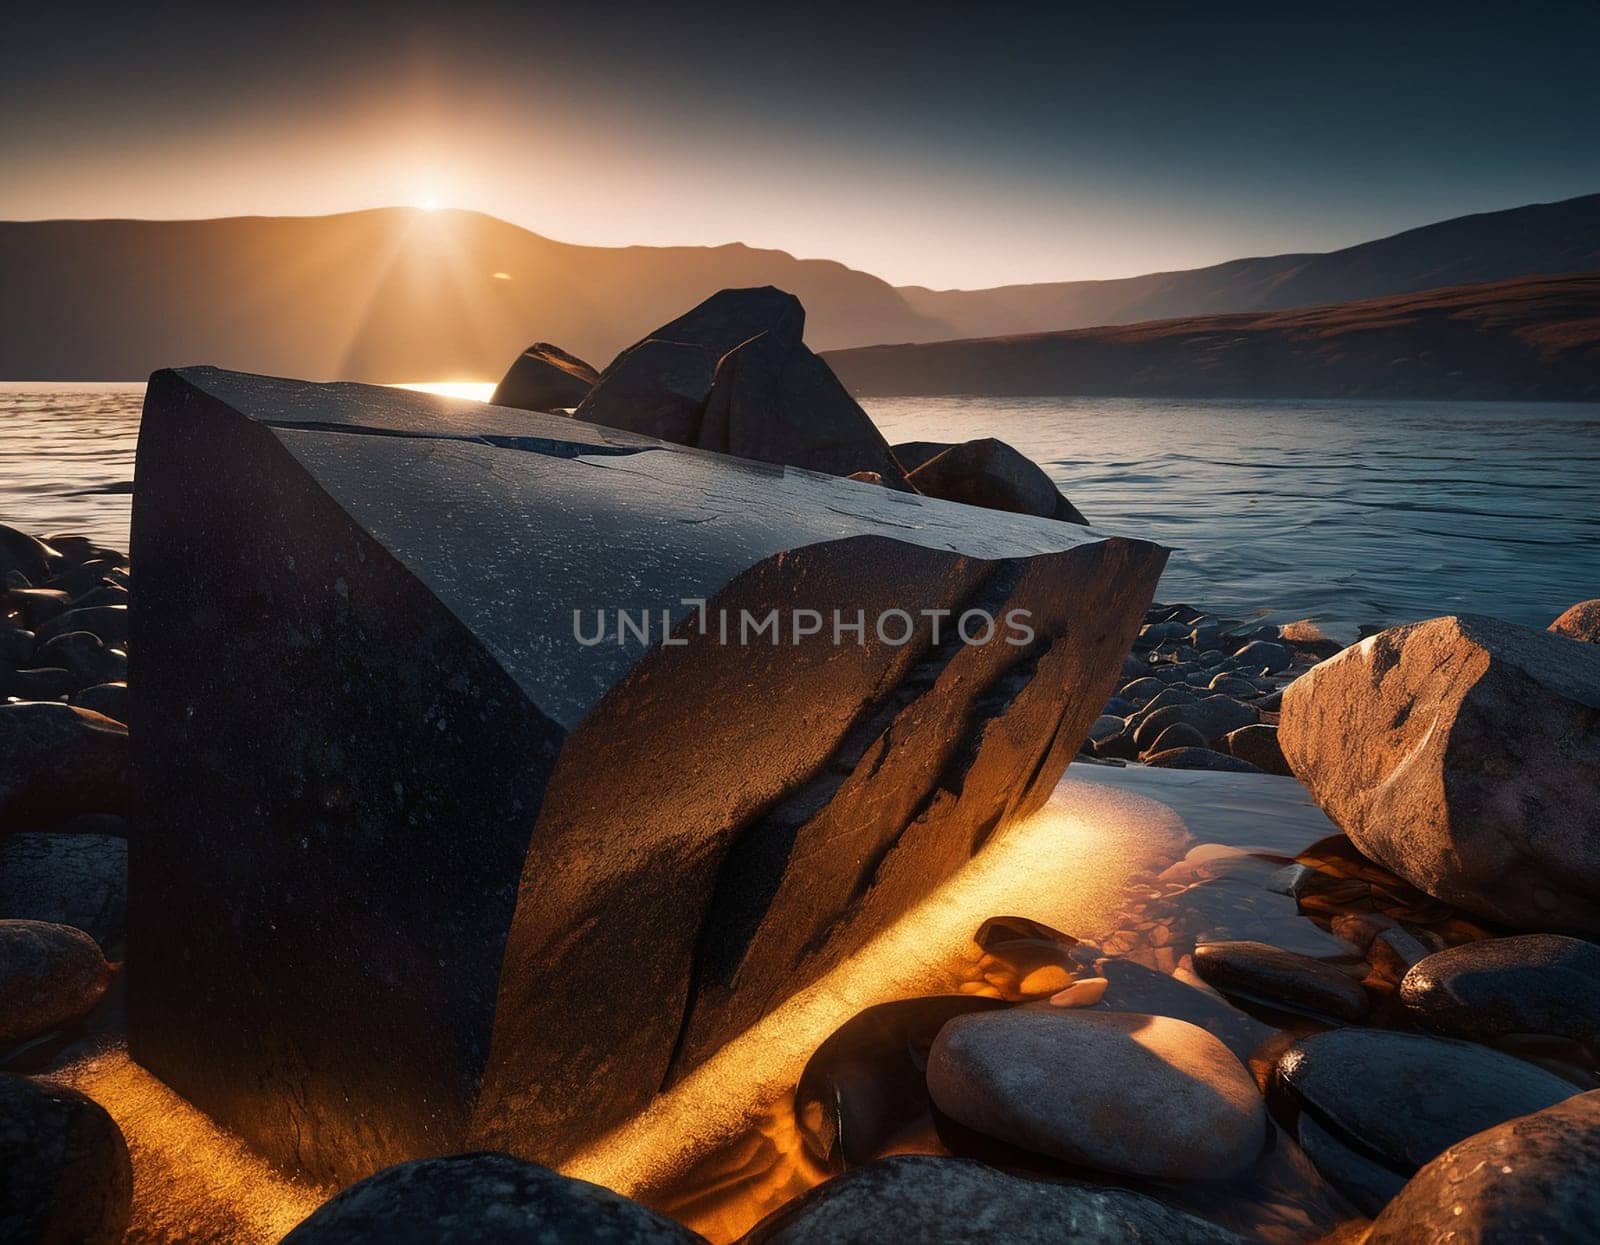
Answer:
[0, 193, 1595, 384]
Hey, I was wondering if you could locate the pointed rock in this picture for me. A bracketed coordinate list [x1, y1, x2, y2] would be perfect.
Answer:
[489, 342, 599, 413]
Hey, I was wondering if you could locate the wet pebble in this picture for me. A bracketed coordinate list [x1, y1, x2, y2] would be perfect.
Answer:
[1222, 724, 1291, 775]
[1274, 1028, 1579, 1180]
[0, 920, 112, 1050]
[927, 1009, 1267, 1180]
[1146, 746, 1264, 773]
[1399, 934, 1600, 1047]
[1193, 940, 1368, 1022]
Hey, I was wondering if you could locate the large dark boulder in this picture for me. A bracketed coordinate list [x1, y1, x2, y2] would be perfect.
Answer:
[742, 1155, 1243, 1244]
[1280, 616, 1600, 934]
[0, 703, 131, 834]
[129, 367, 1166, 1185]
[489, 342, 599, 413]
[575, 288, 912, 487]
[0, 1075, 131, 1245]
[903, 438, 1089, 524]
[281, 1153, 702, 1244]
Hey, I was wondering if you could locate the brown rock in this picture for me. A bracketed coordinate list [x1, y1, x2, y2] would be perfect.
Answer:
[1550, 598, 1600, 643]
[0, 920, 111, 1049]
[1279, 615, 1600, 934]
[904, 438, 1088, 524]
[1222, 723, 1291, 775]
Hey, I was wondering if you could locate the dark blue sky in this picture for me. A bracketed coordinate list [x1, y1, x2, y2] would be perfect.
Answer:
[4, 1, 1597, 286]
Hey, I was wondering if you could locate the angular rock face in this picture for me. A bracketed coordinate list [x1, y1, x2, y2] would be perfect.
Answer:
[904, 438, 1089, 524]
[574, 287, 912, 487]
[489, 342, 599, 412]
[1279, 616, 1600, 934]
[129, 367, 1166, 1185]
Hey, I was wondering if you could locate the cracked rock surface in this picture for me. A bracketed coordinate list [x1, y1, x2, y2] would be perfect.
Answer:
[129, 366, 1165, 1185]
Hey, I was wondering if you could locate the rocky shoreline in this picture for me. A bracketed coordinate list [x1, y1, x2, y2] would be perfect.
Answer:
[3, 511, 1597, 1242]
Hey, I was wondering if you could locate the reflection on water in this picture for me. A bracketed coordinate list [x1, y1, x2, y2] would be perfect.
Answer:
[0, 384, 143, 549]
[4, 386, 1596, 635]
[868, 395, 1600, 636]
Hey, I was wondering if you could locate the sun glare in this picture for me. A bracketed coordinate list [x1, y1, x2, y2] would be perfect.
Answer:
[418, 197, 440, 212]
[389, 380, 496, 402]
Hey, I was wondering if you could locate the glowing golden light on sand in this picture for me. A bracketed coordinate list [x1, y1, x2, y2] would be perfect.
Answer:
[389, 380, 497, 402]
[564, 777, 1190, 1240]
[52, 1045, 332, 1242]
[43, 775, 1192, 1243]
[491, 271, 512, 280]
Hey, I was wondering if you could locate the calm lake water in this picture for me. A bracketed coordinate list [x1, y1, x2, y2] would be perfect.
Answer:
[3, 384, 1596, 636]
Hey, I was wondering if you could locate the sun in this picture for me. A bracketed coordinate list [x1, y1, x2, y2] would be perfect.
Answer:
[417, 197, 441, 212]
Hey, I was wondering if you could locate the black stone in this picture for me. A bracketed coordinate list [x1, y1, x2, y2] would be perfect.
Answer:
[0, 526, 56, 584]
[490, 342, 599, 412]
[795, 995, 1006, 1171]
[36, 632, 126, 686]
[1294, 1112, 1404, 1217]
[1400, 934, 1600, 1048]
[1275, 1028, 1578, 1177]
[0, 1074, 131, 1245]
[576, 288, 911, 487]
[0, 835, 127, 950]
[0, 702, 130, 833]
[68, 683, 129, 724]
[1193, 940, 1369, 1022]
[129, 367, 1166, 1184]
[281, 1152, 702, 1244]
[1366, 1090, 1600, 1244]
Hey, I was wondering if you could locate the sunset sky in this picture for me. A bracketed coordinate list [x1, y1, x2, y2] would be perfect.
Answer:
[5, 1, 1598, 289]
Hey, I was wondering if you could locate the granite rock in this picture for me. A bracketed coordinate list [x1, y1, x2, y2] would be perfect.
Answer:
[129, 367, 1166, 1183]
[1280, 616, 1600, 934]
[1549, 598, 1600, 643]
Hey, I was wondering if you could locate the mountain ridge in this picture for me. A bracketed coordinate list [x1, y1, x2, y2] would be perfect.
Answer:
[1, 193, 1596, 381]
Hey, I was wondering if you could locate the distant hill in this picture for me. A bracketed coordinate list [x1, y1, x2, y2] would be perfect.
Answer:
[0, 193, 1596, 382]
[0, 209, 952, 381]
[900, 193, 1600, 338]
[825, 274, 1600, 401]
